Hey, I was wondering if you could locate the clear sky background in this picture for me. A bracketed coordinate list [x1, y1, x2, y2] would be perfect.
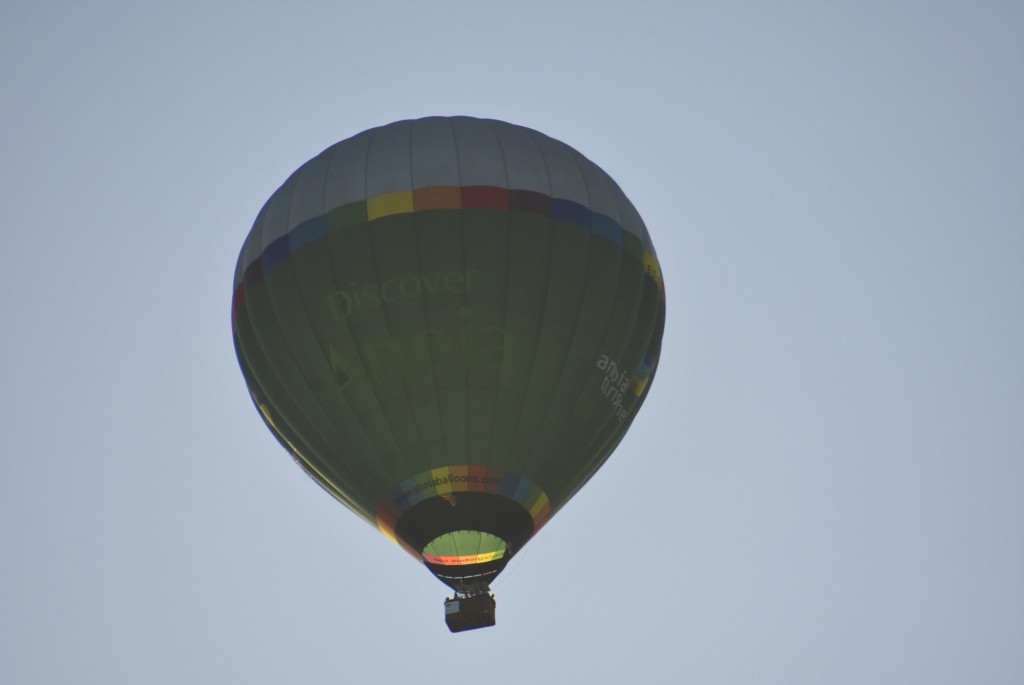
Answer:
[3, 1, 1022, 683]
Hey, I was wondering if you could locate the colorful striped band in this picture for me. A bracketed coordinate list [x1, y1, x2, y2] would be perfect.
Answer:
[375, 465, 551, 543]
[232, 185, 665, 329]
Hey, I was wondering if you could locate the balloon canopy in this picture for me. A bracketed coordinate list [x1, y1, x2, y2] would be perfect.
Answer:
[232, 116, 665, 595]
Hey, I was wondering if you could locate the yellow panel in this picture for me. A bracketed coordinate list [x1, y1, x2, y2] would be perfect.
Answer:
[367, 190, 414, 220]
[431, 466, 454, 495]
[529, 492, 550, 519]
[643, 252, 662, 287]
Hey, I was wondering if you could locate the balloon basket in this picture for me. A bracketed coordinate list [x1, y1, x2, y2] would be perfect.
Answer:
[444, 587, 496, 633]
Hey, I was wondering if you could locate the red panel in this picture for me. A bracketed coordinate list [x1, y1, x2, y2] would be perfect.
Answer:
[461, 185, 509, 210]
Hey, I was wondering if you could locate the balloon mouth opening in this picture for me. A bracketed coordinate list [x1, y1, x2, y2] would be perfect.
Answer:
[422, 531, 508, 566]
[386, 492, 535, 589]
[423, 530, 511, 589]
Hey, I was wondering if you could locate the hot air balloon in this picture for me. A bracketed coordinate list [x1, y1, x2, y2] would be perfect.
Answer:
[232, 116, 665, 631]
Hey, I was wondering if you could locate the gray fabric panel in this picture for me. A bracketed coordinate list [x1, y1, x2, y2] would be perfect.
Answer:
[235, 203, 267, 287]
[451, 117, 508, 187]
[410, 116, 460, 188]
[237, 116, 657, 279]
[365, 119, 413, 197]
[323, 133, 373, 209]
[284, 150, 330, 234]
[613, 182, 653, 253]
[488, 120, 549, 193]
[529, 130, 589, 206]
[572, 152, 624, 227]
[259, 173, 295, 252]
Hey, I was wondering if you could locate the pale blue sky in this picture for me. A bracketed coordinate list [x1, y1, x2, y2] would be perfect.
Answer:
[3, 1, 1022, 683]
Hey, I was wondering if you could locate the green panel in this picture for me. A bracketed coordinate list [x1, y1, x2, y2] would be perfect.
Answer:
[237, 207, 661, 523]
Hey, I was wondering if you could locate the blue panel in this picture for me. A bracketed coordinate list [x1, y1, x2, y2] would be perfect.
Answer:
[551, 198, 591, 229]
[289, 215, 327, 253]
[512, 479, 532, 504]
[590, 213, 624, 246]
[261, 234, 293, 272]
[499, 474, 521, 499]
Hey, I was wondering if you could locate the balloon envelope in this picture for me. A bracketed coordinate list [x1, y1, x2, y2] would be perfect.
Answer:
[233, 116, 665, 590]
